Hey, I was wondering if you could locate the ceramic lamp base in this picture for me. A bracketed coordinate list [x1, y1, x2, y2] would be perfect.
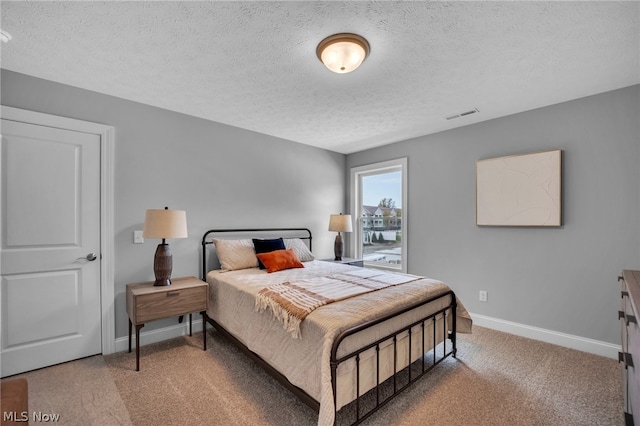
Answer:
[334, 233, 343, 261]
[153, 243, 173, 286]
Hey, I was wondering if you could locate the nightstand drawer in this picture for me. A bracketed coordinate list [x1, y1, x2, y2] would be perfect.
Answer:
[126, 276, 208, 371]
[135, 286, 207, 323]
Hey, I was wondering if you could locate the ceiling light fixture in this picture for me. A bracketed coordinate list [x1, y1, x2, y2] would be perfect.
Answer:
[0, 29, 12, 43]
[316, 33, 370, 74]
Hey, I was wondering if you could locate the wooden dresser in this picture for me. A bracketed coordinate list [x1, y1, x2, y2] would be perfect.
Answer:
[620, 270, 640, 425]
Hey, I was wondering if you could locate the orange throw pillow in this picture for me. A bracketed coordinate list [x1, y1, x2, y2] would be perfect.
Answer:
[256, 249, 304, 273]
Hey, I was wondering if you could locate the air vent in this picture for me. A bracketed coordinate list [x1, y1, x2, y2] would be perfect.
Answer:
[445, 108, 479, 120]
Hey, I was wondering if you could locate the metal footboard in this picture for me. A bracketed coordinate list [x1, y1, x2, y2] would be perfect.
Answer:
[330, 290, 457, 425]
[201, 228, 458, 426]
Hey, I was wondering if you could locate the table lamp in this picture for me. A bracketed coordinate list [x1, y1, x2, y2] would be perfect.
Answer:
[143, 207, 188, 286]
[328, 213, 352, 261]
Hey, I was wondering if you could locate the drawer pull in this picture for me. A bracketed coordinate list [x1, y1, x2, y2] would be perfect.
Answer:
[167, 291, 180, 297]
[622, 291, 629, 298]
[619, 310, 638, 325]
[619, 351, 634, 368]
[619, 275, 624, 282]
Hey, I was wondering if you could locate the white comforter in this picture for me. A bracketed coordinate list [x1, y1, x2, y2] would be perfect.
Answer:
[206, 260, 472, 425]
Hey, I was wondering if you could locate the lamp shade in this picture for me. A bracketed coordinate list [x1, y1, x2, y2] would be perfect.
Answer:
[328, 214, 353, 233]
[317, 33, 370, 74]
[143, 209, 188, 239]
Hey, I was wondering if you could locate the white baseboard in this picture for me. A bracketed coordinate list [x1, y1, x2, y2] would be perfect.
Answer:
[114, 318, 204, 353]
[469, 312, 620, 359]
[112, 314, 620, 360]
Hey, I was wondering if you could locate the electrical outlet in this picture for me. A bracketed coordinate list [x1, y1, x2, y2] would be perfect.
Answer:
[133, 230, 144, 244]
[479, 290, 488, 302]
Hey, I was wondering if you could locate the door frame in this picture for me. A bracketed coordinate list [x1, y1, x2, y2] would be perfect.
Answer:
[1, 105, 116, 355]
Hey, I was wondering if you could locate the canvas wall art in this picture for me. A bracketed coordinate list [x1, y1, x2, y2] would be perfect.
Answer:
[476, 149, 562, 226]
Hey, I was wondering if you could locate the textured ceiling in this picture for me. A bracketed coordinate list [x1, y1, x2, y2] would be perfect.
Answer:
[1, 1, 638, 154]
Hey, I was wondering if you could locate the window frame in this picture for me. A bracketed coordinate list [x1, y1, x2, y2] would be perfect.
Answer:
[350, 158, 408, 273]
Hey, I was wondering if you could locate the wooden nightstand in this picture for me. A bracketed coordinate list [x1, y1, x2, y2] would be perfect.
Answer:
[126, 276, 207, 371]
[320, 257, 364, 267]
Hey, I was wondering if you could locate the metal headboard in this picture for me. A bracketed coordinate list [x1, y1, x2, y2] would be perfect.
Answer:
[200, 228, 312, 280]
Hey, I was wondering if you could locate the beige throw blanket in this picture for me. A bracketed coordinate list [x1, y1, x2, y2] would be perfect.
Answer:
[255, 269, 423, 338]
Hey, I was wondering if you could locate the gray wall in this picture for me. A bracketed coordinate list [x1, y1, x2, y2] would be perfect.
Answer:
[3, 67, 638, 346]
[346, 85, 640, 344]
[1, 69, 346, 339]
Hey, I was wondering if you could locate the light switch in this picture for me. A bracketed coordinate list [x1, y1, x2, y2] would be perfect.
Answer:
[133, 230, 144, 244]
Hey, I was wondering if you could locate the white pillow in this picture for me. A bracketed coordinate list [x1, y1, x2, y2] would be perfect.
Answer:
[212, 239, 258, 271]
[284, 238, 315, 262]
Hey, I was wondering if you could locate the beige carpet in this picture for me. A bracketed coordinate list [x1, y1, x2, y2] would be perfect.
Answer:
[3, 326, 623, 425]
[106, 326, 622, 426]
[2, 355, 131, 425]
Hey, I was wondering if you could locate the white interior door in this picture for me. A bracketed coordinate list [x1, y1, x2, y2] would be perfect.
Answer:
[1, 119, 102, 377]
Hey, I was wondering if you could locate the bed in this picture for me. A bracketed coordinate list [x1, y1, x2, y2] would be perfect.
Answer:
[200, 228, 472, 425]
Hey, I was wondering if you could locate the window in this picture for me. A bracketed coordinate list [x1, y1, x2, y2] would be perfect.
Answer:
[350, 158, 407, 272]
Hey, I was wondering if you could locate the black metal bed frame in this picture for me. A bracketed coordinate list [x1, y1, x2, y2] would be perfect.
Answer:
[200, 228, 457, 425]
